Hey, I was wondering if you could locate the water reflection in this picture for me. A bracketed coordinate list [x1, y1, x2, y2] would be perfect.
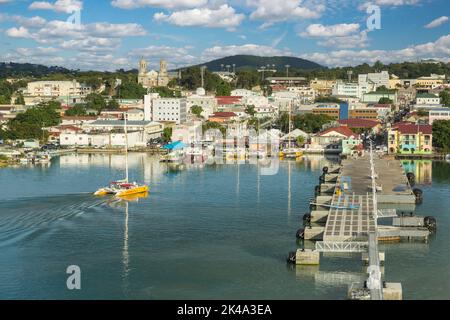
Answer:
[401, 160, 433, 185]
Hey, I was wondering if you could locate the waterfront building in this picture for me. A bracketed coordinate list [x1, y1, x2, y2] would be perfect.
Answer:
[310, 126, 358, 153]
[82, 120, 164, 141]
[388, 124, 433, 155]
[138, 58, 170, 88]
[280, 128, 309, 146]
[151, 98, 187, 124]
[429, 108, 450, 124]
[171, 122, 203, 144]
[60, 131, 145, 148]
[339, 119, 382, 134]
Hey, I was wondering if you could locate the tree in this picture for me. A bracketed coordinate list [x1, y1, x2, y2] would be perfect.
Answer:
[162, 127, 172, 144]
[190, 105, 203, 117]
[107, 98, 120, 110]
[0, 95, 9, 104]
[5, 101, 61, 141]
[439, 90, 450, 107]
[379, 97, 393, 104]
[245, 105, 256, 116]
[202, 121, 226, 135]
[85, 93, 106, 114]
[150, 86, 181, 98]
[296, 135, 305, 146]
[116, 80, 147, 99]
[315, 95, 343, 103]
[417, 109, 429, 117]
[65, 104, 87, 116]
[14, 94, 25, 105]
[432, 120, 450, 151]
[215, 81, 231, 96]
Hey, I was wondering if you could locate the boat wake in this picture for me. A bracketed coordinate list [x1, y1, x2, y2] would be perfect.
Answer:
[0, 194, 109, 246]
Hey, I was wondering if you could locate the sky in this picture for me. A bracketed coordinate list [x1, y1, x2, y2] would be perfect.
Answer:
[0, 0, 449, 71]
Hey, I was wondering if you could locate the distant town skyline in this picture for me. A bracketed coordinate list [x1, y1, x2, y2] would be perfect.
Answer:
[0, 0, 449, 71]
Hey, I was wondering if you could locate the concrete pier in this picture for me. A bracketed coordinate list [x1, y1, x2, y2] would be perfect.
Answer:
[310, 211, 329, 223]
[295, 249, 320, 265]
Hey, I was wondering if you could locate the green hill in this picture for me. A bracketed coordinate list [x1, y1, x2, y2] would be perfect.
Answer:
[192, 55, 324, 72]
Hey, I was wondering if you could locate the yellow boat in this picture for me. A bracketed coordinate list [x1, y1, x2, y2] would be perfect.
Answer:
[94, 113, 149, 198]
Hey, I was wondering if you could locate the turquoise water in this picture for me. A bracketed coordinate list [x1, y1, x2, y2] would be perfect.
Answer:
[0, 154, 449, 299]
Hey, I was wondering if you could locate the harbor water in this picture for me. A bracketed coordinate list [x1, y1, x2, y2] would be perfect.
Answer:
[0, 154, 449, 299]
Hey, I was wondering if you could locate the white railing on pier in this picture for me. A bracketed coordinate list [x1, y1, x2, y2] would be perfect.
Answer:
[315, 241, 368, 253]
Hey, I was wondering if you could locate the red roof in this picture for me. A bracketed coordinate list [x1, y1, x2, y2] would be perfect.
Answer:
[319, 126, 357, 138]
[216, 96, 242, 105]
[339, 119, 380, 128]
[211, 112, 237, 118]
[394, 124, 432, 134]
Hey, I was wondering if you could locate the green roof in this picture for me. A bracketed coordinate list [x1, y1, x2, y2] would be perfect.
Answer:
[416, 93, 439, 98]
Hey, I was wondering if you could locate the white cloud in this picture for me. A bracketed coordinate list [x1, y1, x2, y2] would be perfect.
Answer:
[247, 0, 325, 26]
[300, 34, 450, 66]
[15, 46, 59, 57]
[111, 0, 207, 9]
[317, 30, 369, 49]
[29, 0, 83, 13]
[60, 38, 120, 52]
[154, 4, 244, 30]
[424, 16, 448, 29]
[358, 0, 420, 10]
[300, 23, 360, 37]
[5, 26, 32, 38]
[201, 44, 292, 61]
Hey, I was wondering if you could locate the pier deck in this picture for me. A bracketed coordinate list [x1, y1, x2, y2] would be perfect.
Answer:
[323, 194, 376, 242]
[339, 155, 415, 204]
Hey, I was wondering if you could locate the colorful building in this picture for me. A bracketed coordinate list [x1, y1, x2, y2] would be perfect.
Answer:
[388, 124, 433, 155]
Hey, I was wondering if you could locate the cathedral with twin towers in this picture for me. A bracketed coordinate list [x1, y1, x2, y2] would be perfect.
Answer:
[138, 58, 170, 88]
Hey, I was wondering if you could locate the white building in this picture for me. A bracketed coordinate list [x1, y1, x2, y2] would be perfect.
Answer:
[231, 89, 259, 97]
[171, 122, 203, 144]
[287, 86, 316, 102]
[60, 131, 145, 148]
[429, 108, 450, 124]
[151, 98, 187, 124]
[25, 80, 92, 98]
[358, 71, 390, 91]
[83, 120, 164, 140]
[332, 81, 369, 99]
[186, 89, 218, 119]
[416, 93, 441, 105]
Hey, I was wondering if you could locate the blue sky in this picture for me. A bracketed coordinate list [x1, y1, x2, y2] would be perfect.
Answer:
[0, 0, 449, 71]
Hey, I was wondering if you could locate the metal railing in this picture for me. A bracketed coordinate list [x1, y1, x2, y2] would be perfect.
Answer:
[315, 241, 368, 253]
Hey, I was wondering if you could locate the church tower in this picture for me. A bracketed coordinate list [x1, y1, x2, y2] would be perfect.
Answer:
[139, 58, 147, 75]
[138, 58, 148, 87]
[157, 59, 169, 87]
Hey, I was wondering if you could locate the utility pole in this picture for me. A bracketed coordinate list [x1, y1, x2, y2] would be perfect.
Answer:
[285, 65, 290, 78]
